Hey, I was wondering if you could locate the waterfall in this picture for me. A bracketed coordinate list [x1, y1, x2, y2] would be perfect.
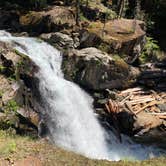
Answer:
[0, 31, 163, 161]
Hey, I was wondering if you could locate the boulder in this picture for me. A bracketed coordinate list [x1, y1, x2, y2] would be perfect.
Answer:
[62, 47, 140, 90]
[116, 106, 166, 146]
[80, 19, 146, 64]
[40, 32, 80, 50]
[138, 61, 166, 91]
[80, 0, 116, 21]
[19, 6, 75, 34]
[133, 112, 166, 147]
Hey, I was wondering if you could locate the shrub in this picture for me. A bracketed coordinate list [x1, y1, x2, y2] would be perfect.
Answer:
[139, 37, 160, 64]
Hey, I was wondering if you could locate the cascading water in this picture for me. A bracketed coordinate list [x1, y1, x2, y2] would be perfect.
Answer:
[0, 31, 164, 161]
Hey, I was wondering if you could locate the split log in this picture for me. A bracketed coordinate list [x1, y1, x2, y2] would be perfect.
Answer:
[125, 102, 136, 115]
[105, 100, 122, 142]
[120, 87, 142, 94]
[129, 98, 155, 105]
[148, 112, 166, 116]
[135, 101, 164, 115]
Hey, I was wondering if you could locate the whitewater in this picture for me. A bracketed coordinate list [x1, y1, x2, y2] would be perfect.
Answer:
[0, 30, 163, 161]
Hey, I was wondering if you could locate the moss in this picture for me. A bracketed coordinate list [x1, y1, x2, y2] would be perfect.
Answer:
[98, 42, 110, 53]
[81, 0, 117, 20]
[0, 130, 35, 159]
[0, 100, 20, 130]
[113, 55, 129, 72]
[20, 12, 42, 26]
[4, 100, 19, 114]
[80, 12, 89, 22]
[0, 90, 3, 98]
[0, 65, 6, 73]
[0, 140, 16, 155]
[14, 49, 28, 59]
[13, 49, 32, 80]
[88, 21, 103, 33]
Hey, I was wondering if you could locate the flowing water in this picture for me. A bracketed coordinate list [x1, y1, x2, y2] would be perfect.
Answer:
[0, 31, 164, 160]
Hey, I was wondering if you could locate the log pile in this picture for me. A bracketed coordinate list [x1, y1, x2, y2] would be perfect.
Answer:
[118, 87, 166, 118]
[104, 87, 166, 142]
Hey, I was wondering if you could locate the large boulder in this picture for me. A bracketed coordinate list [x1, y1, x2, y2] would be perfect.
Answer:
[62, 47, 140, 90]
[80, 19, 146, 64]
[19, 6, 75, 34]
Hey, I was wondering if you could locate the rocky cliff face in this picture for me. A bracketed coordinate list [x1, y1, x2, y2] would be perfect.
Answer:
[0, 41, 39, 135]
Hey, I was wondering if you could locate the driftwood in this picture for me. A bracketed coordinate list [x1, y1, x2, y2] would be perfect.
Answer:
[135, 101, 164, 115]
[147, 113, 166, 120]
[117, 87, 166, 120]
[104, 87, 166, 139]
[105, 100, 122, 142]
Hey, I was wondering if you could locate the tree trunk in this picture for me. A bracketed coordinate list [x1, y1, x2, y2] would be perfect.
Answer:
[135, 0, 141, 19]
[75, 0, 80, 26]
[118, 0, 125, 18]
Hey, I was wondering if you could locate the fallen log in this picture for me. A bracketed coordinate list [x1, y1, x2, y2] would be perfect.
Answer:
[148, 112, 166, 116]
[135, 101, 164, 115]
[158, 116, 166, 119]
[129, 98, 155, 105]
[120, 87, 142, 94]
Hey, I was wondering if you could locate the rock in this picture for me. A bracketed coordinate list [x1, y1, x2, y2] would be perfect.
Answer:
[157, 104, 166, 113]
[0, 40, 39, 135]
[0, 10, 20, 31]
[138, 62, 166, 91]
[19, 6, 75, 34]
[40, 32, 77, 50]
[0, 109, 19, 130]
[134, 126, 166, 148]
[117, 109, 165, 145]
[80, 19, 146, 64]
[133, 112, 163, 134]
[17, 108, 39, 127]
[80, 0, 116, 21]
[62, 47, 139, 90]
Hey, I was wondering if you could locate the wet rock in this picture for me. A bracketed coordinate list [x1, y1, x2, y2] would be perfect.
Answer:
[134, 126, 166, 148]
[62, 47, 139, 90]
